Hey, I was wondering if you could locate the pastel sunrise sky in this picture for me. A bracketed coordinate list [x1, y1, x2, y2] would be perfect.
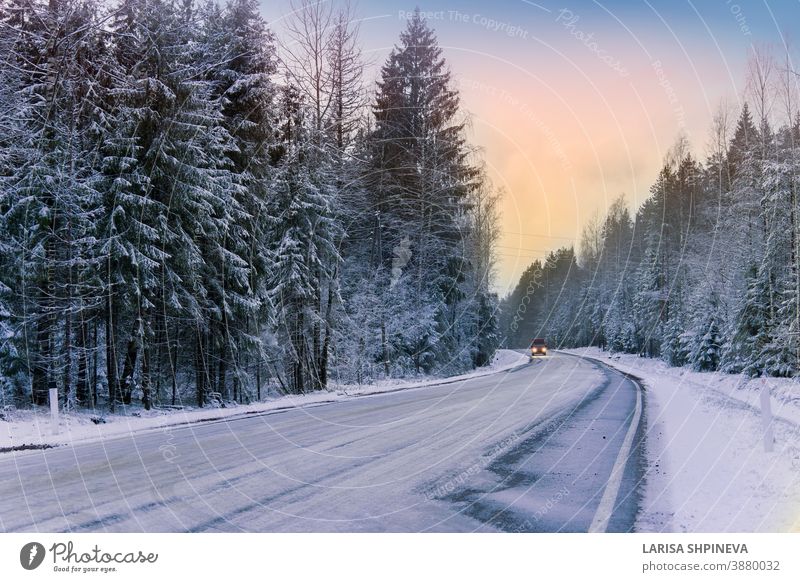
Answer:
[259, 0, 797, 293]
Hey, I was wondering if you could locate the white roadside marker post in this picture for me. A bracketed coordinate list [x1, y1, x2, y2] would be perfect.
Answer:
[760, 379, 773, 453]
[49, 388, 59, 436]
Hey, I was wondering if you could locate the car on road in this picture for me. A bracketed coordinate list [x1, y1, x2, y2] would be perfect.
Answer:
[530, 338, 548, 357]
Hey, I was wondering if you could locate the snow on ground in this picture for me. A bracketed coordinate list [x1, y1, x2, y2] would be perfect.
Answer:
[334, 347, 530, 395]
[0, 349, 530, 452]
[564, 347, 800, 532]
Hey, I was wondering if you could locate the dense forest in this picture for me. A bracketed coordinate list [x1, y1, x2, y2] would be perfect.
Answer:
[0, 1, 501, 409]
[503, 48, 800, 378]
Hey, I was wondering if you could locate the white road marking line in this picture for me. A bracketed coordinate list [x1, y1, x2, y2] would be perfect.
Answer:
[588, 374, 642, 533]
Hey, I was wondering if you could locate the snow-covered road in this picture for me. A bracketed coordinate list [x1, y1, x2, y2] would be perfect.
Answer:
[0, 353, 642, 532]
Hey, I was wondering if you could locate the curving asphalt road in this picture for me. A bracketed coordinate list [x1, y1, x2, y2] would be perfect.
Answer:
[0, 352, 644, 532]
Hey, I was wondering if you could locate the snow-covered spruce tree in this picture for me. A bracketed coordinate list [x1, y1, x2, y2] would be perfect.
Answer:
[690, 293, 723, 372]
[597, 195, 634, 352]
[766, 56, 800, 378]
[58, 1, 112, 409]
[99, 0, 240, 408]
[197, 0, 279, 402]
[631, 179, 669, 357]
[720, 107, 776, 376]
[278, 0, 367, 388]
[724, 263, 773, 376]
[751, 124, 799, 377]
[661, 315, 690, 367]
[572, 213, 604, 348]
[499, 260, 542, 348]
[0, 0, 28, 404]
[385, 276, 440, 374]
[0, 0, 106, 406]
[266, 83, 340, 393]
[367, 9, 480, 375]
[332, 267, 385, 385]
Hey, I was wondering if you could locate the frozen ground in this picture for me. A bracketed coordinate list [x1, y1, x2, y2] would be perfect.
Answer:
[564, 347, 800, 532]
[0, 349, 530, 452]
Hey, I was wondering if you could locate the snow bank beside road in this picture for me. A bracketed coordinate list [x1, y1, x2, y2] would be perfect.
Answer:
[564, 347, 800, 532]
[0, 349, 529, 452]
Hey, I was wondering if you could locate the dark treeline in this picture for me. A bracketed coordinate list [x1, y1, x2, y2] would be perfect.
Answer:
[0, 2, 500, 409]
[503, 49, 800, 379]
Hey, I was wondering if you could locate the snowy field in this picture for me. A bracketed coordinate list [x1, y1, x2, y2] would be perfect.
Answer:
[0, 349, 530, 452]
[564, 347, 800, 532]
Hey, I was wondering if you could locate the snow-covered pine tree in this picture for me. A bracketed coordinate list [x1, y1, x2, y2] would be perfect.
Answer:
[721, 105, 778, 376]
[690, 293, 723, 372]
[267, 82, 340, 393]
[279, 0, 368, 387]
[753, 124, 799, 377]
[369, 9, 480, 374]
[573, 213, 604, 347]
[631, 174, 671, 357]
[99, 0, 240, 407]
[0, 0, 28, 403]
[597, 195, 634, 352]
[0, 0, 106, 406]
[197, 0, 279, 402]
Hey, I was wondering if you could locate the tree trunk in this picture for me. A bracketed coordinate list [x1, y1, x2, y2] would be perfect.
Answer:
[154, 320, 163, 405]
[217, 337, 227, 400]
[290, 298, 306, 394]
[206, 329, 215, 398]
[381, 320, 389, 377]
[141, 344, 151, 411]
[119, 319, 141, 406]
[319, 276, 336, 389]
[256, 362, 261, 401]
[31, 316, 50, 405]
[106, 293, 118, 412]
[195, 330, 205, 407]
[31, 242, 55, 406]
[313, 270, 321, 389]
[62, 308, 72, 407]
[91, 319, 98, 407]
[170, 333, 178, 406]
[75, 316, 89, 406]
